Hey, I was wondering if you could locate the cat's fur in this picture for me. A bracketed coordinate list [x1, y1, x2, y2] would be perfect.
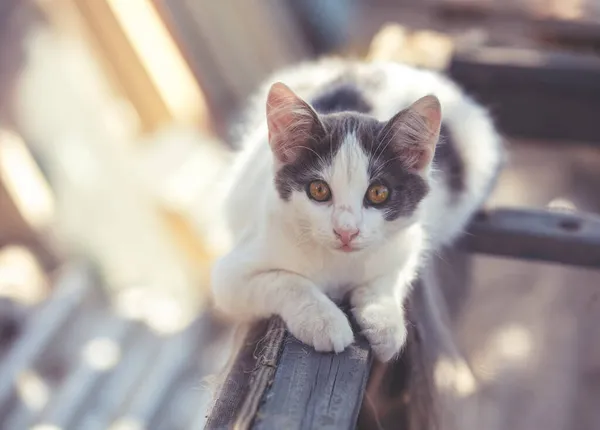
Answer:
[211, 59, 503, 361]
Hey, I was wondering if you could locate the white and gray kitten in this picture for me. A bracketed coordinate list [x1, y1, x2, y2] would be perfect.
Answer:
[211, 59, 503, 361]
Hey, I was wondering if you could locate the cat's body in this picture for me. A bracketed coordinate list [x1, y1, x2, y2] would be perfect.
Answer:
[211, 59, 503, 360]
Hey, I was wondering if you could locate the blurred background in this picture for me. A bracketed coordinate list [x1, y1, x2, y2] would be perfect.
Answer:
[1, 0, 600, 429]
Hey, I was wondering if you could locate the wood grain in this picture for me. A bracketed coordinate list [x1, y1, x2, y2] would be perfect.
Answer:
[252, 331, 372, 430]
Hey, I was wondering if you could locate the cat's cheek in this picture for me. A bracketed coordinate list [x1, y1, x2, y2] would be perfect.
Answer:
[290, 192, 336, 242]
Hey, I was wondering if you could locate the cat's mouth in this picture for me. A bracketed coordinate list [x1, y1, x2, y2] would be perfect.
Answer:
[337, 244, 360, 253]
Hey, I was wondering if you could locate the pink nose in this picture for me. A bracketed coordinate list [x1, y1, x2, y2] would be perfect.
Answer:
[333, 227, 359, 245]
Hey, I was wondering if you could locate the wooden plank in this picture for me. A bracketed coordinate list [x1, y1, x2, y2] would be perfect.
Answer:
[459, 208, 600, 267]
[152, 0, 233, 134]
[253, 329, 372, 430]
[536, 18, 600, 45]
[68, 0, 171, 133]
[0, 141, 60, 272]
[206, 316, 372, 430]
[449, 47, 600, 142]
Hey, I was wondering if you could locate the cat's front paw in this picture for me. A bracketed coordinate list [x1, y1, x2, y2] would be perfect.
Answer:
[352, 304, 407, 362]
[284, 299, 354, 353]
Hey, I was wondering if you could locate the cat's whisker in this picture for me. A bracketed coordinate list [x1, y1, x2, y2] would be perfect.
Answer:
[431, 249, 450, 265]
[371, 130, 399, 171]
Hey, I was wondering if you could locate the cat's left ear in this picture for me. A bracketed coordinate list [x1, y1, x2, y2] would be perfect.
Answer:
[266, 82, 324, 164]
[381, 94, 442, 172]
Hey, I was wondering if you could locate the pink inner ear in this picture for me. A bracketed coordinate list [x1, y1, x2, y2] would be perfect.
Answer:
[266, 83, 299, 163]
[266, 82, 321, 164]
[404, 95, 442, 171]
[410, 147, 435, 171]
[266, 84, 293, 132]
[410, 94, 442, 138]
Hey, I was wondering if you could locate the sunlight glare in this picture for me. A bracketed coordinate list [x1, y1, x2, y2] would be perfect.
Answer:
[82, 338, 122, 371]
[434, 357, 477, 397]
[16, 370, 49, 412]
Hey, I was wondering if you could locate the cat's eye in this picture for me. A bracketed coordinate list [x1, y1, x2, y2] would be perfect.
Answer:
[366, 184, 390, 205]
[307, 180, 331, 202]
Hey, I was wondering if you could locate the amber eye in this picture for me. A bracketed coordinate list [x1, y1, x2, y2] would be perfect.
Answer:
[307, 180, 331, 202]
[366, 184, 390, 205]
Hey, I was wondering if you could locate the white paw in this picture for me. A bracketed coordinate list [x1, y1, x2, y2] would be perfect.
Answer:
[284, 299, 354, 353]
[352, 304, 407, 362]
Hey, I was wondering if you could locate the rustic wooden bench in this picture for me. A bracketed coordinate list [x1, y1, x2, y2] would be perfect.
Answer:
[205, 207, 600, 430]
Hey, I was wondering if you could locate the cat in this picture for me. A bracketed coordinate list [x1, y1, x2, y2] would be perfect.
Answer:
[211, 58, 504, 361]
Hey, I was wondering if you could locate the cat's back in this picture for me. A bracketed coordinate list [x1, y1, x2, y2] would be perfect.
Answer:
[239, 59, 467, 125]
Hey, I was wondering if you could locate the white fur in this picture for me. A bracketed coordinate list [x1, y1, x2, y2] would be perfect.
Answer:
[211, 59, 503, 361]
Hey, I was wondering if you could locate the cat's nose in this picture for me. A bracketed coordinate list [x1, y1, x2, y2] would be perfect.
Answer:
[333, 227, 359, 244]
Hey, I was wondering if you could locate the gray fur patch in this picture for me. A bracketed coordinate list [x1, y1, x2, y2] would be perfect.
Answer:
[310, 80, 371, 115]
[434, 124, 465, 195]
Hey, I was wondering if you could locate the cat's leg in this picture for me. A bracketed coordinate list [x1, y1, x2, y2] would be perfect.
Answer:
[211, 255, 354, 353]
[350, 273, 413, 361]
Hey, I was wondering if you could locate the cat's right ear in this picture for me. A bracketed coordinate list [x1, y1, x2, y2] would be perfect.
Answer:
[266, 82, 324, 164]
[380, 94, 442, 173]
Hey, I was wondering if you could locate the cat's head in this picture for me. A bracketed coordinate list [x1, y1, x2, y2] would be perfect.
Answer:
[266, 82, 441, 253]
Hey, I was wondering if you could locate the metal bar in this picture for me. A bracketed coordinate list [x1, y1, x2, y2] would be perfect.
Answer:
[75, 329, 162, 430]
[30, 315, 134, 429]
[109, 316, 213, 429]
[186, 319, 241, 430]
[152, 314, 231, 430]
[458, 208, 600, 267]
[0, 264, 93, 414]
[153, 366, 211, 430]
[4, 307, 128, 430]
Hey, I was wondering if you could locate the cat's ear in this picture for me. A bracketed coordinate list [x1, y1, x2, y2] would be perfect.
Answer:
[381, 94, 442, 172]
[266, 82, 324, 164]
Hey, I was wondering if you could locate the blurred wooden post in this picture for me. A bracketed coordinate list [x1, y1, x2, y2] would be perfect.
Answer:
[47, 0, 212, 135]
[367, 23, 455, 70]
[0, 131, 60, 272]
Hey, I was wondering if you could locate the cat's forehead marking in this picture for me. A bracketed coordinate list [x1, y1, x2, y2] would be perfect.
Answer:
[325, 113, 429, 221]
[274, 113, 375, 200]
[326, 131, 370, 204]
